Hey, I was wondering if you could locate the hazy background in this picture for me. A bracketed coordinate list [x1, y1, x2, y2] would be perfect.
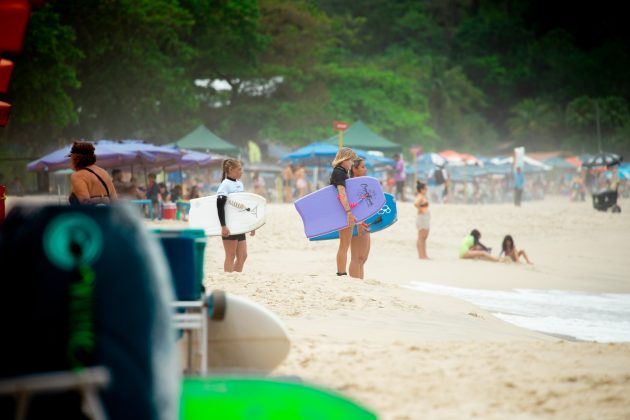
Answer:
[1, 0, 629, 183]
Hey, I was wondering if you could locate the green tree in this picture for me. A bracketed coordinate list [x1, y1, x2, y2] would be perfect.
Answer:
[566, 96, 630, 152]
[56, 0, 197, 142]
[507, 98, 562, 148]
[1, 4, 82, 152]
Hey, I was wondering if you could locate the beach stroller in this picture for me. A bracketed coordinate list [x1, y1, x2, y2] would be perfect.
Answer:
[592, 189, 621, 213]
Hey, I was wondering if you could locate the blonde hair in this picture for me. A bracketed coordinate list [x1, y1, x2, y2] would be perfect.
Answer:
[221, 159, 241, 180]
[331, 147, 357, 167]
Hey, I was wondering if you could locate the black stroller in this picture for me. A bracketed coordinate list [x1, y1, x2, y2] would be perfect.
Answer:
[592, 189, 621, 213]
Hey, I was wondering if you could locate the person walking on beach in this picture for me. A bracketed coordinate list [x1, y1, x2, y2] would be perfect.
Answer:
[217, 159, 255, 272]
[393, 153, 406, 202]
[282, 163, 294, 203]
[252, 171, 267, 198]
[330, 147, 358, 276]
[295, 163, 308, 198]
[145, 173, 161, 219]
[514, 167, 524, 206]
[68, 141, 118, 205]
[349, 158, 370, 279]
[500, 235, 532, 264]
[459, 229, 498, 262]
[414, 181, 430, 259]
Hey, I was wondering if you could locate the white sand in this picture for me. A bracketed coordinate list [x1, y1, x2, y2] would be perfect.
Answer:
[6, 194, 630, 418]
[199, 197, 630, 419]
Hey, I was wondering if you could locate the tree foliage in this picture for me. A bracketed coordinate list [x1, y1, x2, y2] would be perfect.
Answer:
[1, 0, 629, 159]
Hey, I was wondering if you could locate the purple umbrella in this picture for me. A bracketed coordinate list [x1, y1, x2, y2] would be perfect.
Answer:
[162, 148, 226, 172]
[27, 140, 183, 172]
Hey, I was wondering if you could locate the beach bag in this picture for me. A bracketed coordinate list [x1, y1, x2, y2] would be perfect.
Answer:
[434, 168, 445, 185]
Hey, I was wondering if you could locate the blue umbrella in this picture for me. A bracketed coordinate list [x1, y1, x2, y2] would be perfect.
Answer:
[543, 157, 576, 170]
[281, 142, 367, 163]
[605, 163, 630, 180]
[415, 153, 448, 179]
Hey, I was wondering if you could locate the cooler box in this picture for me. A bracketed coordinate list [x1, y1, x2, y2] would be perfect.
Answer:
[162, 202, 177, 220]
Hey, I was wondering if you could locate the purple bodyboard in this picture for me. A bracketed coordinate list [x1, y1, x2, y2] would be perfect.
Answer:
[294, 176, 386, 238]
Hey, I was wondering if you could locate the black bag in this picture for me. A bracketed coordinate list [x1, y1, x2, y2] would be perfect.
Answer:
[68, 192, 80, 205]
[434, 168, 445, 185]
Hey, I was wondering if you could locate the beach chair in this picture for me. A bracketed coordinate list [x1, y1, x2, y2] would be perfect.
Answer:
[0, 367, 110, 420]
[151, 228, 226, 375]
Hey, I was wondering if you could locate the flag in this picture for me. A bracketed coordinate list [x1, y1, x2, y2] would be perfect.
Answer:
[248, 141, 262, 163]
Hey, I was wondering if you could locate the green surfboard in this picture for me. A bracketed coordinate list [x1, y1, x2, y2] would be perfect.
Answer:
[181, 377, 377, 419]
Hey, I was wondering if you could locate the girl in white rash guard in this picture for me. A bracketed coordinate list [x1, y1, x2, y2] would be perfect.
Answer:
[216, 159, 255, 272]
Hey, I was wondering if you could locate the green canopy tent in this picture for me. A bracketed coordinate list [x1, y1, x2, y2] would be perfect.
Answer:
[323, 121, 402, 154]
[170, 125, 240, 157]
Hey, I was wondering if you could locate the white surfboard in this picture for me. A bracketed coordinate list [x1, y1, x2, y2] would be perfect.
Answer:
[514, 146, 525, 170]
[206, 293, 291, 373]
[188, 192, 266, 236]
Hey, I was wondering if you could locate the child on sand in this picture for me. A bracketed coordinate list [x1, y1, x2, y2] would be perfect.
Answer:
[459, 229, 498, 262]
[349, 158, 370, 279]
[217, 159, 255, 272]
[414, 181, 430, 259]
[330, 147, 358, 276]
[500, 235, 532, 264]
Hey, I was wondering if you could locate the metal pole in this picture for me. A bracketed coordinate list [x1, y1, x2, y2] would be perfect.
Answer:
[595, 100, 602, 152]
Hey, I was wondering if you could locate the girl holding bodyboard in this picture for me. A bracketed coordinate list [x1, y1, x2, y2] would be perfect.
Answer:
[217, 159, 256, 272]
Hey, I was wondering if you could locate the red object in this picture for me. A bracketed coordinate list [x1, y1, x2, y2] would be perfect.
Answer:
[333, 120, 349, 131]
[0, 184, 6, 224]
[162, 203, 176, 220]
[0, 101, 12, 126]
[0, 0, 32, 53]
[0, 58, 14, 92]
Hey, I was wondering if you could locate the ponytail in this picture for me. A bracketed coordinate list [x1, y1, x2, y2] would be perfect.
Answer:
[221, 159, 240, 181]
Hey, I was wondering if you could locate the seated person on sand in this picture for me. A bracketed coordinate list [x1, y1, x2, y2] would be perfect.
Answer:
[459, 229, 498, 262]
[500, 235, 532, 264]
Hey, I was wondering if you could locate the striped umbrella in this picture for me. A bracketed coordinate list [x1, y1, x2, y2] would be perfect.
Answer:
[581, 152, 623, 168]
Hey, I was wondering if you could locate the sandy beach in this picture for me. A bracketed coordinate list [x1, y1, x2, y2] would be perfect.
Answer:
[5, 195, 630, 418]
[199, 197, 630, 419]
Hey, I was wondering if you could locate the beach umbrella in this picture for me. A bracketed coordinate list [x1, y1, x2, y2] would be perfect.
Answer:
[360, 150, 395, 169]
[490, 155, 551, 172]
[281, 143, 371, 188]
[565, 156, 582, 168]
[280, 142, 369, 169]
[604, 163, 630, 180]
[162, 148, 226, 172]
[543, 156, 576, 170]
[581, 152, 623, 168]
[438, 150, 481, 166]
[415, 153, 447, 179]
[26, 140, 183, 172]
[416, 153, 447, 167]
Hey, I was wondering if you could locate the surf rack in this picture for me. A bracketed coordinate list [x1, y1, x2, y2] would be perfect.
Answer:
[171, 291, 226, 376]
